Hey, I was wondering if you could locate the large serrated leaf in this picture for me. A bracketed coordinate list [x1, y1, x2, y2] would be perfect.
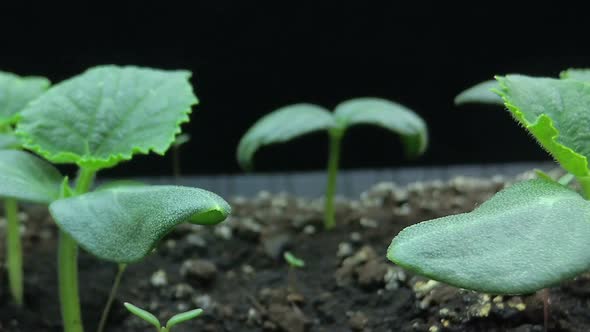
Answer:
[0, 150, 62, 203]
[495, 75, 590, 176]
[454, 80, 503, 106]
[333, 98, 427, 158]
[16, 65, 197, 170]
[0, 71, 50, 125]
[560, 68, 590, 83]
[237, 104, 335, 170]
[388, 179, 590, 294]
[50, 186, 231, 263]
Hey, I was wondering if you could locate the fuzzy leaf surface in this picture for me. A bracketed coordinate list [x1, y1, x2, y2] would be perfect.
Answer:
[237, 104, 334, 170]
[495, 75, 590, 176]
[388, 179, 590, 294]
[0, 150, 62, 203]
[50, 185, 230, 263]
[0, 71, 50, 125]
[0, 133, 21, 149]
[16, 65, 197, 170]
[454, 80, 503, 106]
[334, 98, 428, 158]
[560, 68, 590, 83]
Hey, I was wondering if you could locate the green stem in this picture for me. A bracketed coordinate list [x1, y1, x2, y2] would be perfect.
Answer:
[324, 130, 343, 230]
[96, 264, 127, 332]
[5, 198, 23, 306]
[59, 167, 96, 332]
[578, 176, 590, 200]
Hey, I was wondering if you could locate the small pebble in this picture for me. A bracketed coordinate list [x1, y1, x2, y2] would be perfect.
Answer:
[150, 269, 167, 287]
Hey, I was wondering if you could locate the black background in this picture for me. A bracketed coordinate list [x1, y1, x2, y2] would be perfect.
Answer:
[0, 3, 587, 177]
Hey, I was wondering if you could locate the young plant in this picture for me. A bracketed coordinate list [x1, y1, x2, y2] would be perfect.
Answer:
[0, 71, 50, 306]
[124, 302, 203, 332]
[237, 98, 427, 229]
[3, 65, 231, 332]
[284, 251, 305, 292]
[388, 71, 590, 298]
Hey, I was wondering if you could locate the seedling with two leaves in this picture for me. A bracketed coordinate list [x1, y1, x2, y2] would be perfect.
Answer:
[237, 98, 427, 229]
[388, 70, 590, 299]
[3, 65, 231, 332]
[0, 71, 50, 306]
[124, 302, 203, 332]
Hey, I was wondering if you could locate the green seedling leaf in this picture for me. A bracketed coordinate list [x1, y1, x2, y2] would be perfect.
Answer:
[560, 68, 590, 83]
[495, 75, 590, 176]
[0, 71, 50, 126]
[454, 80, 503, 106]
[0, 133, 21, 149]
[534, 169, 553, 182]
[388, 179, 590, 294]
[165, 308, 203, 329]
[333, 98, 428, 158]
[50, 185, 231, 263]
[95, 180, 146, 191]
[16, 65, 197, 170]
[283, 251, 305, 268]
[237, 104, 335, 170]
[173, 133, 190, 147]
[124, 302, 161, 330]
[0, 150, 62, 203]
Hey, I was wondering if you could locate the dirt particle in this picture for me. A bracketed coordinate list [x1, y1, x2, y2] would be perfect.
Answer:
[348, 311, 369, 331]
[180, 259, 218, 283]
[150, 269, 167, 287]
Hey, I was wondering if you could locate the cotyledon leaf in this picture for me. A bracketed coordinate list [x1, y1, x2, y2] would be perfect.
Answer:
[0, 150, 62, 204]
[16, 65, 197, 170]
[560, 68, 590, 83]
[333, 97, 428, 158]
[454, 80, 503, 106]
[0, 71, 50, 126]
[166, 309, 204, 329]
[123, 303, 161, 330]
[50, 185, 231, 263]
[0, 132, 21, 149]
[388, 179, 590, 295]
[237, 103, 335, 171]
[495, 75, 590, 177]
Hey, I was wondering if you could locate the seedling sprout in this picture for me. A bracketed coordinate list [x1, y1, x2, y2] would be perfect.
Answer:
[388, 69, 590, 295]
[0, 71, 50, 306]
[237, 98, 427, 229]
[124, 302, 203, 332]
[283, 251, 305, 268]
[0, 65, 231, 332]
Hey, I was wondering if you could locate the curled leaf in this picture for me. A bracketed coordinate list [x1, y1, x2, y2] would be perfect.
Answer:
[50, 185, 231, 263]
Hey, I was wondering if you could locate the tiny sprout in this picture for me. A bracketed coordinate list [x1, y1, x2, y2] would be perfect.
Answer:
[283, 251, 305, 268]
[124, 302, 203, 332]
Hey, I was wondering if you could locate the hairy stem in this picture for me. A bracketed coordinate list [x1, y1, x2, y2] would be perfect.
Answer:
[97, 264, 127, 332]
[5, 198, 23, 306]
[578, 176, 590, 200]
[324, 130, 343, 230]
[59, 167, 96, 332]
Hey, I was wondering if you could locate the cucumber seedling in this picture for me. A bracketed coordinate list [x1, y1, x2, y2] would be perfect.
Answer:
[284, 251, 305, 292]
[388, 71, 590, 298]
[4, 65, 231, 332]
[237, 98, 427, 229]
[0, 71, 50, 306]
[124, 302, 203, 332]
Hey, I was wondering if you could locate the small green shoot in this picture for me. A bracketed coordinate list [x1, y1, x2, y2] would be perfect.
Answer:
[283, 251, 305, 268]
[237, 98, 427, 229]
[0, 71, 50, 306]
[388, 70, 590, 297]
[124, 302, 203, 332]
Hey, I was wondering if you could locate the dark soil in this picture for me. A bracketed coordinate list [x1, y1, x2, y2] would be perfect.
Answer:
[2, 172, 590, 332]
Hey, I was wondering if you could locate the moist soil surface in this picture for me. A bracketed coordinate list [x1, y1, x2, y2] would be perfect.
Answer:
[2, 172, 590, 332]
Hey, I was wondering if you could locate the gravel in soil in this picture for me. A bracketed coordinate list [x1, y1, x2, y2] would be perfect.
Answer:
[2, 170, 590, 331]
